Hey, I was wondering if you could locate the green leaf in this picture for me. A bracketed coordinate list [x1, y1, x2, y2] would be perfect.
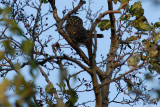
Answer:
[129, 1, 144, 18]
[154, 34, 160, 42]
[154, 22, 160, 28]
[148, 51, 158, 58]
[121, 14, 131, 21]
[0, 51, 4, 60]
[28, 59, 38, 70]
[127, 54, 140, 67]
[66, 89, 78, 107]
[42, 0, 48, 4]
[121, 0, 129, 4]
[2, 40, 15, 56]
[98, 20, 111, 31]
[0, 79, 11, 107]
[1, 6, 11, 17]
[58, 81, 66, 92]
[113, 0, 119, 4]
[0, 7, 23, 36]
[132, 16, 150, 31]
[14, 62, 21, 71]
[21, 40, 33, 55]
[2, 40, 11, 47]
[124, 77, 133, 91]
[9, 20, 23, 35]
[45, 84, 55, 94]
[13, 76, 35, 106]
[0, 79, 9, 94]
[128, 85, 132, 91]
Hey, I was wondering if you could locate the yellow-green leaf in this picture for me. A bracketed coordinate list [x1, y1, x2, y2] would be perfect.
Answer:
[127, 54, 140, 67]
[113, 0, 119, 4]
[132, 16, 150, 31]
[0, 79, 10, 107]
[14, 62, 21, 71]
[154, 22, 160, 28]
[2, 40, 15, 56]
[154, 34, 160, 42]
[0, 79, 9, 94]
[21, 40, 33, 55]
[45, 84, 55, 94]
[121, 0, 129, 4]
[129, 1, 144, 18]
[148, 51, 158, 58]
[42, 0, 48, 4]
[98, 20, 111, 31]
[0, 51, 4, 60]
[122, 14, 131, 20]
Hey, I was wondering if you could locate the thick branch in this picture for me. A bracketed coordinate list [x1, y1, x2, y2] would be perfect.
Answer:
[89, 38, 102, 107]
[57, 29, 104, 79]
[48, 0, 104, 80]
[101, 1, 120, 107]
[105, 0, 119, 76]
[48, 0, 61, 22]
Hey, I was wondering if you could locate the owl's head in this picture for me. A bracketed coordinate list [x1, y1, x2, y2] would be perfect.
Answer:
[66, 16, 83, 26]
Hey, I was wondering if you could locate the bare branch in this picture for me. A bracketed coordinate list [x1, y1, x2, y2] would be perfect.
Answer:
[99, 63, 144, 88]
[3, 57, 20, 74]
[90, 10, 121, 32]
[38, 55, 91, 74]
[48, 0, 61, 22]
[38, 65, 59, 98]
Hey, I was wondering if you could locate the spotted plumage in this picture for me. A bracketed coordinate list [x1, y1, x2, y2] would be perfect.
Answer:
[65, 16, 103, 46]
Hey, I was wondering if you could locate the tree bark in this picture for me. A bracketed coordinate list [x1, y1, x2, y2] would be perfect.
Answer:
[101, 79, 110, 107]
[101, 0, 119, 107]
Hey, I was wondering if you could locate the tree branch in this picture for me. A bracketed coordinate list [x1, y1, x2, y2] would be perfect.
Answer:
[90, 10, 121, 32]
[48, 0, 105, 80]
[48, 0, 61, 22]
[99, 63, 144, 88]
[38, 55, 91, 74]
[38, 65, 59, 98]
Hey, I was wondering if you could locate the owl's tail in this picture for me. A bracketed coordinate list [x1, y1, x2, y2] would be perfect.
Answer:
[96, 34, 104, 38]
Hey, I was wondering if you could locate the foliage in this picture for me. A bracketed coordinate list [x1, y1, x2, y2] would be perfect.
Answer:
[0, 0, 160, 107]
[98, 20, 111, 31]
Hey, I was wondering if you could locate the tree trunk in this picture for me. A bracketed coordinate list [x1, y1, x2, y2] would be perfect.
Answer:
[101, 79, 110, 107]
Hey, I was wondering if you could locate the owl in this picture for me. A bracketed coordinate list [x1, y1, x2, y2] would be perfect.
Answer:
[65, 16, 103, 46]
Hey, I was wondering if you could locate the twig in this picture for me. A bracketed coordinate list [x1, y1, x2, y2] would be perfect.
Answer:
[38, 65, 59, 98]
[99, 62, 144, 88]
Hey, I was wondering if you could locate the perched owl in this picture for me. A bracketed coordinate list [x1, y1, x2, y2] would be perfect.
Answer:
[65, 16, 104, 46]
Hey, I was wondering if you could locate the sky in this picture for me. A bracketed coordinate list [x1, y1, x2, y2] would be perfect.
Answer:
[110, 1, 160, 107]
[40, 0, 160, 106]
[0, 0, 160, 107]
